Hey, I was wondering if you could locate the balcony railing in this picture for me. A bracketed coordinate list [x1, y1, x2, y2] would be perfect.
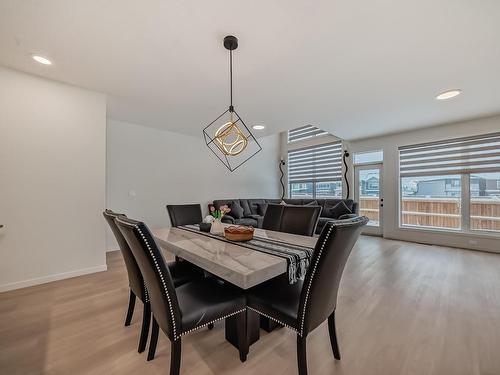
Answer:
[358, 196, 500, 232]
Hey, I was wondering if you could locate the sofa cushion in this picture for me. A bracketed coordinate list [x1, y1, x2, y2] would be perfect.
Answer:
[323, 199, 354, 211]
[229, 202, 244, 219]
[323, 201, 352, 219]
[248, 199, 266, 215]
[240, 200, 252, 217]
[234, 217, 259, 227]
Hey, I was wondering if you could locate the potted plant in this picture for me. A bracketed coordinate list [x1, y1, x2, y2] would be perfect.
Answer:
[209, 204, 231, 235]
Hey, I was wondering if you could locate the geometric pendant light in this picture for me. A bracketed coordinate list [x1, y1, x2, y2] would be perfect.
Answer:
[203, 35, 262, 172]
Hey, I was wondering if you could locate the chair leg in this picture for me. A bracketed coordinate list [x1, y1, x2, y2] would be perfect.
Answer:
[297, 335, 308, 375]
[328, 311, 341, 360]
[125, 290, 136, 326]
[138, 302, 151, 353]
[236, 311, 249, 362]
[147, 317, 159, 361]
[170, 339, 182, 375]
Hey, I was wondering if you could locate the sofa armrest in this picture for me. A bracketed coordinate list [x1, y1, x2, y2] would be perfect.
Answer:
[221, 215, 236, 224]
[339, 213, 358, 220]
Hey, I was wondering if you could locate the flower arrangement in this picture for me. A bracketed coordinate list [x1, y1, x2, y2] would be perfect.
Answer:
[210, 204, 231, 220]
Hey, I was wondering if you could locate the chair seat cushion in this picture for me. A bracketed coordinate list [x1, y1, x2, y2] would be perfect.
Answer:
[246, 275, 303, 330]
[176, 278, 246, 333]
[167, 261, 204, 288]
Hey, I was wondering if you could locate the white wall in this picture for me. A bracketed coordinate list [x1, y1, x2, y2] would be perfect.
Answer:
[347, 114, 500, 253]
[0, 67, 107, 292]
[106, 120, 281, 250]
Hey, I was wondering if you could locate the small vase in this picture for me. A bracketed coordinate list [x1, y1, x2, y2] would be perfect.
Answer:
[210, 218, 224, 235]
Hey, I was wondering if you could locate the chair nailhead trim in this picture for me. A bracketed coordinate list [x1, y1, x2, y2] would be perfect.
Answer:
[136, 226, 178, 339]
[143, 281, 150, 303]
[116, 218, 178, 340]
[299, 223, 335, 336]
[177, 308, 247, 340]
[247, 307, 299, 334]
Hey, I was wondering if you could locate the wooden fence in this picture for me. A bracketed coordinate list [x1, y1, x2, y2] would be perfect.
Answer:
[359, 196, 500, 231]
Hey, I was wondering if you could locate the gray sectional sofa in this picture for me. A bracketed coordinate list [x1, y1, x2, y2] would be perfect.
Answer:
[211, 198, 359, 234]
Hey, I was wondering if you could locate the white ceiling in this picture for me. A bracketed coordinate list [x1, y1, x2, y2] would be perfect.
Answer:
[1, 0, 499, 140]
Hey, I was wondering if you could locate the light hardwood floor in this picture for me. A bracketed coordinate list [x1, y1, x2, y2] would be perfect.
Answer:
[1, 236, 500, 375]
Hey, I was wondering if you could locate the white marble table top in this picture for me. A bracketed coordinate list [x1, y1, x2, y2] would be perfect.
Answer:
[152, 225, 318, 289]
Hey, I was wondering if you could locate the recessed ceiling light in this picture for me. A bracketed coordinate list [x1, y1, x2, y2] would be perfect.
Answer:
[436, 89, 461, 100]
[252, 125, 265, 130]
[32, 55, 52, 65]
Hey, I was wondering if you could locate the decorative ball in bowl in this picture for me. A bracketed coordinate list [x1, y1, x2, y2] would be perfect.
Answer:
[224, 225, 254, 242]
[199, 222, 212, 232]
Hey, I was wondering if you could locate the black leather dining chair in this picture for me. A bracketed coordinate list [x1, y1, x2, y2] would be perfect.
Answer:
[103, 210, 203, 356]
[262, 204, 322, 237]
[115, 216, 249, 374]
[260, 204, 323, 332]
[246, 217, 368, 375]
[166, 204, 204, 265]
[166, 204, 203, 227]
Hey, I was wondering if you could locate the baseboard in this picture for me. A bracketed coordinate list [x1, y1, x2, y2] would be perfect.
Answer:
[0, 264, 108, 293]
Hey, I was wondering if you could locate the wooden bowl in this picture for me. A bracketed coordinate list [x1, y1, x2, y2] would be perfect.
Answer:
[224, 225, 254, 242]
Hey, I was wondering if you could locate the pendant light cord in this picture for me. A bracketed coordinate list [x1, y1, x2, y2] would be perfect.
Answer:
[229, 49, 233, 111]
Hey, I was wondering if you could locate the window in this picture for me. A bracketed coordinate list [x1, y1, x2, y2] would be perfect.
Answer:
[470, 172, 500, 232]
[399, 132, 500, 234]
[354, 150, 383, 164]
[290, 182, 313, 198]
[288, 125, 328, 143]
[401, 175, 462, 230]
[315, 181, 342, 198]
[288, 141, 343, 199]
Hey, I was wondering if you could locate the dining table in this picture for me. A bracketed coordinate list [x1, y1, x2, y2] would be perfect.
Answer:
[152, 224, 318, 350]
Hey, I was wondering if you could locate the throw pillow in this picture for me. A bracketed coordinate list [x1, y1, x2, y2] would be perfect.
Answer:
[256, 203, 268, 216]
[305, 200, 319, 206]
[230, 202, 244, 219]
[323, 201, 352, 219]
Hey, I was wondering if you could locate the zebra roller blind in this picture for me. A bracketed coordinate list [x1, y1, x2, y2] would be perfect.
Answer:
[399, 132, 500, 177]
[288, 141, 343, 183]
[288, 125, 328, 143]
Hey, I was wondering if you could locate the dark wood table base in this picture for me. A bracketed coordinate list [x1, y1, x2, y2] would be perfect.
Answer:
[225, 309, 260, 351]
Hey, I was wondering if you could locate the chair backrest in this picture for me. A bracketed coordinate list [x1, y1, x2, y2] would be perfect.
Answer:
[166, 204, 203, 227]
[115, 216, 181, 341]
[262, 204, 322, 237]
[103, 210, 145, 300]
[297, 216, 368, 336]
